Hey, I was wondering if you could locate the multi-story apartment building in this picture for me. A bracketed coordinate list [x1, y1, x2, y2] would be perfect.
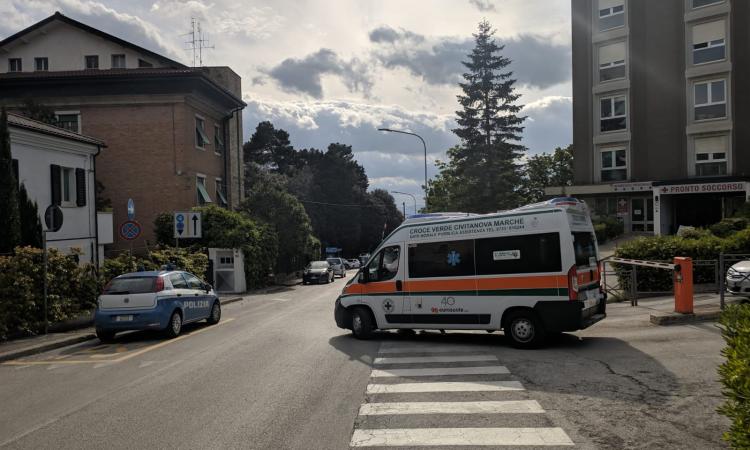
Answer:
[549, 0, 750, 235]
[0, 12, 246, 249]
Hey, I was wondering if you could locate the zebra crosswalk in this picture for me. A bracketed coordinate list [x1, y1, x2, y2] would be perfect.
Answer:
[350, 342, 574, 447]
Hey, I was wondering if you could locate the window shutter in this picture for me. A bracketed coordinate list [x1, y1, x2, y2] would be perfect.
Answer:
[599, 42, 626, 65]
[12, 159, 19, 186]
[599, 0, 623, 9]
[75, 168, 86, 207]
[692, 20, 724, 44]
[50, 164, 61, 205]
[695, 136, 726, 154]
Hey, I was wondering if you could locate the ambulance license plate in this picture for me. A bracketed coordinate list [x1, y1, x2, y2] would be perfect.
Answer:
[116, 315, 133, 322]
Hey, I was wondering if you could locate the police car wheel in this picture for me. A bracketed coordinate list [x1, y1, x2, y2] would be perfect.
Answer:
[351, 308, 374, 340]
[165, 311, 182, 338]
[207, 301, 221, 325]
[96, 329, 115, 342]
[506, 311, 545, 349]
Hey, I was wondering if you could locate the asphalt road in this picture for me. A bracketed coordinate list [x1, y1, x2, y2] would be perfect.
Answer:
[0, 274, 729, 449]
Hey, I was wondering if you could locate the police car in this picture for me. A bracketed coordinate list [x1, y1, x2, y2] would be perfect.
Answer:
[94, 270, 220, 342]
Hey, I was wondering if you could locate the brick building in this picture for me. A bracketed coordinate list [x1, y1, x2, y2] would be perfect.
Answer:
[549, 0, 750, 235]
[0, 12, 246, 250]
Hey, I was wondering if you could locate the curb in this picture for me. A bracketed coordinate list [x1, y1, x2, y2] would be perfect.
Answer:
[650, 310, 721, 325]
[0, 333, 96, 363]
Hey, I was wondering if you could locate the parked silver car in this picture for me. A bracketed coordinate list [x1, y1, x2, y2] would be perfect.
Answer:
[726, 260, 750, 296]
[326, 257, 347, 278]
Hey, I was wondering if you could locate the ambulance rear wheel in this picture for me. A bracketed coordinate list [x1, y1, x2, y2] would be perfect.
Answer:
[505, 311, 545, 349]
[351, 308, 374, 340]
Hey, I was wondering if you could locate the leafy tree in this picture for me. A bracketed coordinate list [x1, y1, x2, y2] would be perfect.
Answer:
[18, 184, 43, 248]
[360, 189, 404, 252]
[19, 98, 58, 126]
[426, 20, 526, 213]
[96, 180, 112, 210]
[0, 108, 21, 253]
[242, 168, 317, 273]
[243, 121, 297, 174]
[522, 145, 574, 203]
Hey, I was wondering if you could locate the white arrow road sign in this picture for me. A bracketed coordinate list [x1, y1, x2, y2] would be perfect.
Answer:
[174, 211, 202, 238]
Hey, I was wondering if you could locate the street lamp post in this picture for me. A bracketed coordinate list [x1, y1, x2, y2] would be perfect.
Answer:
[378, 128, 428, 208]
[391, 190, 417, 216]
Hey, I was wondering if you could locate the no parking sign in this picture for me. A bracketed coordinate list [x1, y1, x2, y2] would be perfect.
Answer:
[119, 220, 142, 240]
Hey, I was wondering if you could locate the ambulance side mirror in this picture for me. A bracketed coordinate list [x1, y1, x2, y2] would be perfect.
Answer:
[359, 271, 368, 283]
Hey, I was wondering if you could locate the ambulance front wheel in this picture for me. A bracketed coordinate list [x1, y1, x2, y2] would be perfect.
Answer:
[351, 307, 375, 340]
[505, 310, 546, 349]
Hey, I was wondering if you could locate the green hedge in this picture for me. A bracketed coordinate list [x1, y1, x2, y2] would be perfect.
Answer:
[100, 247, 208, 283]
[613, 230, 750, 292]
[0, 247, 99, 339]
[717, 303, 750, 448]
[593, 217, 624, 244]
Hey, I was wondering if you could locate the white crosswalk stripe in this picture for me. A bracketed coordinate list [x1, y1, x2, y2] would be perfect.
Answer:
[374, 354, 497, 364]
[371, 365, 509, 377]
[350, 342, 575, 448]
[358, 400, 545, 415]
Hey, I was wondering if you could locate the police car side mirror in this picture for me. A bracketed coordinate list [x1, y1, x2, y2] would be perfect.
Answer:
[203, 283, 212, 293]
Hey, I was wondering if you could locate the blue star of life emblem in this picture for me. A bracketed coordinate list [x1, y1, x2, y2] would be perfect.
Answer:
[447, 250, 461, 267]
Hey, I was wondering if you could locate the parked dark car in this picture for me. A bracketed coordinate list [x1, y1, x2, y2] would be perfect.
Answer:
[303, 261, 335, 284]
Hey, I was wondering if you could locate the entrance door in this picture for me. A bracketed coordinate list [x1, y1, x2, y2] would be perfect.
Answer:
[631, 198, 654, 232]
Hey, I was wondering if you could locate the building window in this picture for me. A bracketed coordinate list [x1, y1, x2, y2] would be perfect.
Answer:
[598, 0, 625, 32]
[215, 179, 228, 206]
[600, 148, 627, 182]
[34, 57, 48, 71]
[694, 135, 728, 176]
[594, 198, 620, 217]
[55, 112, 81, 133]
[197, 175, 213, 205]
[111, 54, 126, 69]
[138, 59, 153, 68]
[214, 124, 225, 155]
[694, 79, 726, 121]
[599, 41, 626, 82]
[61, 167, 75, 206]
[85, 55, 99, 69]
[692, 0, 723, 8]
[692, 21, 725, 65]
[600, 95, 627, 132]
[195, 116, 209, 149]
[8, 58, 22, 72]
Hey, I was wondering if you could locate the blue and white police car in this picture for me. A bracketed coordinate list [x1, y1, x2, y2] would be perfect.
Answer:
[94, 270, 220, 342]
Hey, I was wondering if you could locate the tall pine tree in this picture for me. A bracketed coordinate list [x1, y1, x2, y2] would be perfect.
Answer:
[427, 21, 526, 213]
[0, 108, 21, 253]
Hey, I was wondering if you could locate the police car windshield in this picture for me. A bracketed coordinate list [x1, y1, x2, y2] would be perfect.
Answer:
[310, 261, 329, 269]
[105, 277, 157, 294]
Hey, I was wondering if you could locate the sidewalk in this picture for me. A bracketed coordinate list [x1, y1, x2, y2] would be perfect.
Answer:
[0, 279, 303, 363]
[618, 292, 742, 325]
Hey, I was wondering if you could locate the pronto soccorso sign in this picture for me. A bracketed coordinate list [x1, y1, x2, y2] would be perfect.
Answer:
[657, 182, 746, 195]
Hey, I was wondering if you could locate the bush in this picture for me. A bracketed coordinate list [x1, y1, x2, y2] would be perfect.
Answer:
[717, 303, 750, 448]
[99, 247, 208, 283]
[152, 206, 278, 289]
[593, 216, 624, 244]
[0, 247, 99, 339]
[711, 218, 749, 238]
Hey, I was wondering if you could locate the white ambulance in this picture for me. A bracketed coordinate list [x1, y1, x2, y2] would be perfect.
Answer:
[334, 197, 606, 348]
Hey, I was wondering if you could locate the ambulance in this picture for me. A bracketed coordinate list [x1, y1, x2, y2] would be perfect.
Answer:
[333, 197, 606, 348]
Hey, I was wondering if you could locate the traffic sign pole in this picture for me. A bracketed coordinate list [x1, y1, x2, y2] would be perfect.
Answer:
[43, 231, 48, 335]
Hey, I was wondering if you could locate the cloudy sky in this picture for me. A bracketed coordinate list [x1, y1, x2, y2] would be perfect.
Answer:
[2, 0, 572, 212]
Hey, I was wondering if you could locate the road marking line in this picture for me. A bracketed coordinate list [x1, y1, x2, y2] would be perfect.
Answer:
[0, 318, 235, 366]
[350, 427, 574, 447]
[358, 400, 544, 415]
[367, 380, 524, 394]
[374, 354, 497, 365]
[370, 365, 509, 377]
[378, 345, 494, 354]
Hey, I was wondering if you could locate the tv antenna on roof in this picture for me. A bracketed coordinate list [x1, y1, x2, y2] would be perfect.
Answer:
[183, 18, 214, 67]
